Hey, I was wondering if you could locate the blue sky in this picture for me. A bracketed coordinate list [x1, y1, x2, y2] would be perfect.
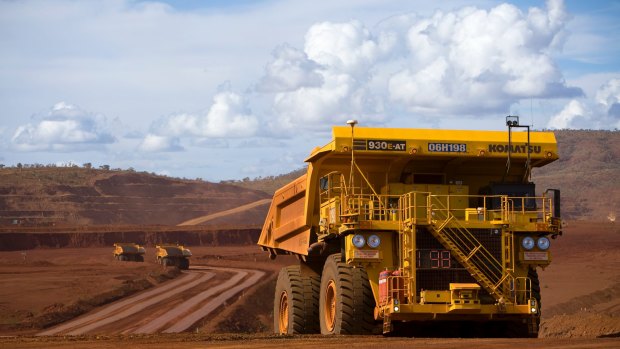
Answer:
[0, 0, 619, 180]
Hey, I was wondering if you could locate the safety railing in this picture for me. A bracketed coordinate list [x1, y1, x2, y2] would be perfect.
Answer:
[399, 191, 431, 225]
[402, 194, 555, 225]
[505, 196, 555, 223]
[423, 194, 509, 223]
[335, 192, 554, 226]
[319, 172, 347, 204]
[320, 173, 557, 230]
[380, 273, 410, 306]
[514, 277, 532, 305]
[340, 193, 402, 222]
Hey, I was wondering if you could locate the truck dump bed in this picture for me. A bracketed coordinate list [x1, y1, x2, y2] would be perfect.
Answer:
[258, 174, 309, 256]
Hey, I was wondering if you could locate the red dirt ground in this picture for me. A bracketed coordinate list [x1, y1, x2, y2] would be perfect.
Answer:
[0, 220, 618, 348]
[0, 245, 294, 336]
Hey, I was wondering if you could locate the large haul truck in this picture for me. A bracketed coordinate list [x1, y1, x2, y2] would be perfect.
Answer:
[156, 244, 191, 270]
[258, 118, 562, 337]
[113, 242, 146, 262]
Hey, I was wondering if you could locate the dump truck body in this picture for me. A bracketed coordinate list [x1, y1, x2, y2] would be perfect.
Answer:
[260, 125, 562, 337]
[156, 244, 191, 270]
[113, 243, 145, 262]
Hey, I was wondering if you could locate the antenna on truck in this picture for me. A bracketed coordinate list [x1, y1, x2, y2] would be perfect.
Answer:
[347, 119, 358, 195]
[345, 119, 386, 212]
[503, 115, 532, 183]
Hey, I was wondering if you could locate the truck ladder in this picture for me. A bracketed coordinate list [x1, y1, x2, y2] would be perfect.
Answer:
[428, 200, 515, 303]
[400, 224, 416, 304]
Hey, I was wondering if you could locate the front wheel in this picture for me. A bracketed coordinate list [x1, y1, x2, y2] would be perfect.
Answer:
[319, 254, 375, 335]
[528, 267, 541, 337]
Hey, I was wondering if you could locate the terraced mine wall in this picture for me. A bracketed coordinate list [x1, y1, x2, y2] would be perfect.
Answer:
[0, 228, 260, 251]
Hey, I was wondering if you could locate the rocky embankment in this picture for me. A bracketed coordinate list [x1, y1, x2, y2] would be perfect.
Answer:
[0, 228, 260, 251]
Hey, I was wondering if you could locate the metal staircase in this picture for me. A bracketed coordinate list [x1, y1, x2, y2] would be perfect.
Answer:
[428, 198, 515, 303]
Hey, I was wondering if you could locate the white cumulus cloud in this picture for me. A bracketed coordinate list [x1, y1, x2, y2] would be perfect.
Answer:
[595, 78, 620, 118]
[138, 134, 182, 152]
[258, 0, 581, 132]
[202, 92, 258, 138]
[547, 99, 588, 129]
[11, 102, 115, 151]
[388, 0, 581, 114]
[548, 77, 620, 129]
[263, 20, 392, 131]
[142, 91, 258, 151]
[304, 20, 394, 75]
[257, 44, 324, 93]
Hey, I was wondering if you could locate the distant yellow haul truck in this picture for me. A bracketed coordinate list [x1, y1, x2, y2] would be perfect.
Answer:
[156, 244, 191, 270]
[113, 243, 145, 262]
[259, 117, 562, 337]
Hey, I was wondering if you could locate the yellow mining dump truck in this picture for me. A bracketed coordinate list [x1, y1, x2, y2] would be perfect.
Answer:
[258, 118, 562, 337]
[156, 244, 191, 270]
[113, 243, 146, 262]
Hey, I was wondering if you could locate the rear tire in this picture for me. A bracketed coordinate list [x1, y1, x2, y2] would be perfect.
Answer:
[273, 265, 320, 334]
[319, 253, 375, 335]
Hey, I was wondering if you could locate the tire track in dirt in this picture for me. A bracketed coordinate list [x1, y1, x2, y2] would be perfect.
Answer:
[37, 266, 264, 336]
[132, 268, 248, 334]
[38, 270, 215, 336]
[163, 267, 265, 333]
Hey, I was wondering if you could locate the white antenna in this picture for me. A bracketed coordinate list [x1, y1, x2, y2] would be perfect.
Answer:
[347, 120, 358, 193]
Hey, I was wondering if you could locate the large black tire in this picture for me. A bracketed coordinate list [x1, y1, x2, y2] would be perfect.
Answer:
[273, 265, 320, 334]
[528, 267, 541, 337]
[136, 255, 144, 262]
[319, 253, 375, 335]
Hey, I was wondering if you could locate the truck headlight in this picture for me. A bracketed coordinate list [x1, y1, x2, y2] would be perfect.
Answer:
[537, 237, 550, 250]
[521, 237, 535, 250]
[352, 234, 365, 248]
[367, 235, 381, 248]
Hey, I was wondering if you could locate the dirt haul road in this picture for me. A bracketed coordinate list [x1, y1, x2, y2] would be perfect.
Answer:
[3, 334, 619, 349]
[38, 266, 264, 336]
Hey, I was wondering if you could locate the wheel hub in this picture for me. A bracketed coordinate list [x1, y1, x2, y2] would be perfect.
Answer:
[324, 280, 337, 332]
[278, 291, 289, 334]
